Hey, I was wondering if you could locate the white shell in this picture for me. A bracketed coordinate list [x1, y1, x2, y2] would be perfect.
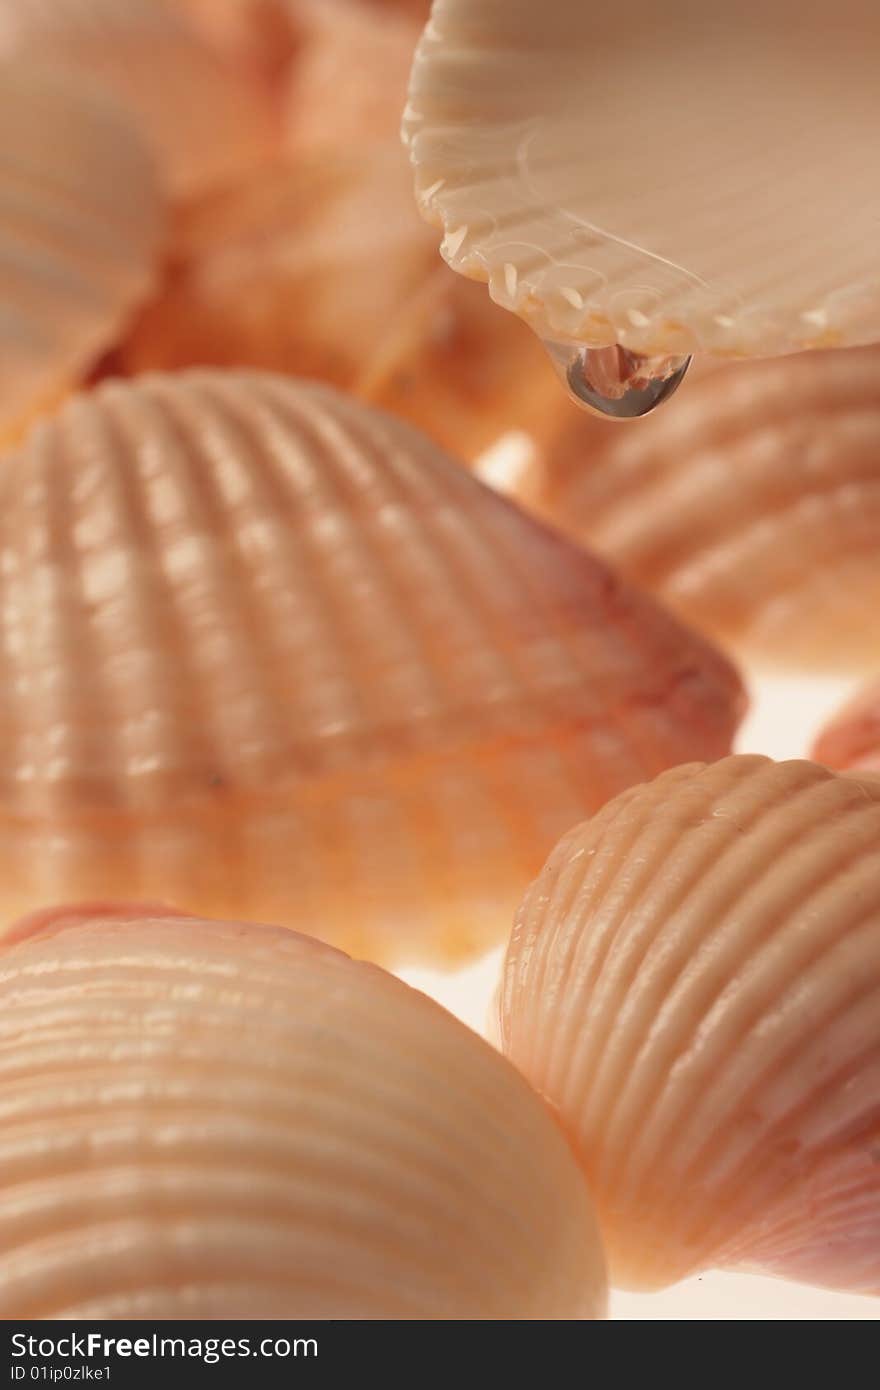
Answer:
[404, 1, 880, 358]
[0, 64, 164, 445]
[0, 905, 606, 1319]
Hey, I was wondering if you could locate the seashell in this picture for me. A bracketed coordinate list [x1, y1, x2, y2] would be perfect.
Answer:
[356, 263, 562, 466]
[0, 65, 164, 450]
[0, 904, 606, 1319]
[106, 146, 565, 468]
[527, 344, 880, 672]
[404, 1, 880, 361]
[813, 680, 880, 772]
[105, 148, 439, 390]
[177, 0, 299, 82]
[285, 0, 422, 153]
[0, 369, 744, 964]
[0, 0, 278, 195]
[501, 754, 880, 1294]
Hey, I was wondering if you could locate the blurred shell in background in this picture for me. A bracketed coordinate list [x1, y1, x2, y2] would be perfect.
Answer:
[501, 755, 880, 1295]
[404, 0, 880, 359]
[104, 144, 565, 470]
[285, 0, 422, 153]
[0, 906, 606, 1319]
[0, 370, 744, 965]
[813, 679, 880, 771]
[104, 147, 439, 388]
[0, 0, 278, 195]
[526, 345, 880, 673]
[0, 65, 164, 449]
[177, 0, 299, 82]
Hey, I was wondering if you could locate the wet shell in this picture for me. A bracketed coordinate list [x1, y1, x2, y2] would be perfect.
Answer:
[0, 0, 277, 195]
[285, 0, 422, 153]
[813, 681, 880, 772]
[0, 66, 164, 449]
[0, 370, 744, 964]
[0, 904, 606, 1319]
[501, 755, 880, 1294]
[528, 344, 880, 672]
[404, 1, 880, 358]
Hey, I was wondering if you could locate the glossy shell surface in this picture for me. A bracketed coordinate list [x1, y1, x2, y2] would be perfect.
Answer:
[404, 0, 880, 358]
[502, 755, 880, 1292]
[0, 904, 606, 1319]
[528, 345, 880, 672]
[0, 370, 744, 964]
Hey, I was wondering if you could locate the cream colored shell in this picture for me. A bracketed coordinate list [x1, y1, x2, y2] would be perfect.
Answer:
[501, 755, 880, 1293]
[0, 905, 606, 1318]
[404, 1, 880, 358]
[0, 0, 277, 195]
[0, 370, 743, 964]
[0, 65, 164, 447]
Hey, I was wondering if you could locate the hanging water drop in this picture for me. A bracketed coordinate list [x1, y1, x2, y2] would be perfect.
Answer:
[543, 341, 692, 420]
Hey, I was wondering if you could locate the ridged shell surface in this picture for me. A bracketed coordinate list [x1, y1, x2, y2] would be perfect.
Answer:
[404, 1, 880, 358]
[529, 345, 880, 672]
[0, 65, 164, 447]
[813, 682, 880, 771]
[0, 370, 744, 965]
[0, 905, 606, 1319]
[0, 0, 277, 194]
[501, 755, 880, 1293]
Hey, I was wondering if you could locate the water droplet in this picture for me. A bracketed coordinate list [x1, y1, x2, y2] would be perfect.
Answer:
[542, 341, 691, 420]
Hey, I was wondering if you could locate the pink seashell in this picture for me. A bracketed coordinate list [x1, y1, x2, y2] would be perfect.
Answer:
[0, 0, 278, 195]
[105, 148, 440, 390]
[501, 755, 880, 1294]
[0, 65, 164, 448]
[285, 0, 421, 153]
[0, 370, 744, 964]
[176, 0, 298, 82]
[106, 145, 564, 468]
[527, 345, 880, 672]
[0, 904, 606, 1318]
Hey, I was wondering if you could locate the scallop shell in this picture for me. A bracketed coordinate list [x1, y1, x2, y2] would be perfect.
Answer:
[404, 1, 880, 358]
[0, 65, 164, 449]
[528, 344, 880, 672]
[501, 755, 880, 1294]
[286, 0, 421, 153]
[813, 681, 880, 772]
[0, 904, 606, 1319]
[0, 0, 277, 195]
[0, 370, 744, 964]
